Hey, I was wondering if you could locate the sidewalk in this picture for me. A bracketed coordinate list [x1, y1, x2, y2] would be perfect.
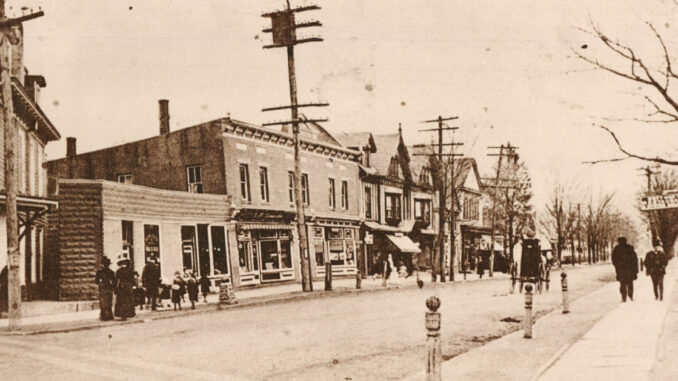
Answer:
[403, 262, 676, 380]
[0, 272, 508, 334]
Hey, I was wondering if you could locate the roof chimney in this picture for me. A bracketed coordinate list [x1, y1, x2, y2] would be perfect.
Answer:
[159, 99, 170, 135]
[66, 137, 76, 157]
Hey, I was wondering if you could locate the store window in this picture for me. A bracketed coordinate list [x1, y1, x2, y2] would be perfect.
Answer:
[144, 224, 160, 264]
[301, 173, 310, 206]
[259, 167, 270, 202]
[239, 164, 251, 201]
[341, 180, 348, 210]
[122, 221, 134, 267]
[211, 226, 228, 275]
[365, 186, 372, 219]
[259, 230, 293, 270]
[187, 165, 203, 193]
[288, 171, 294, 203]
[326, 227, 356, 266]
[117, 174, 133, 184]
[328, 178, 336, 209]
[181, 226, 197, 271]
[238, 233, 256, 273]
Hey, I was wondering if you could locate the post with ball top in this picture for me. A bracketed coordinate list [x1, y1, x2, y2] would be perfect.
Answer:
[524, 283, 533, 339]
[425, 296, 442, 381]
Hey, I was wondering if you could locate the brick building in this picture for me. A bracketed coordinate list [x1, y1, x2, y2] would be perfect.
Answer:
[0, 27, 61, 308]
[47, 101, 363, 293]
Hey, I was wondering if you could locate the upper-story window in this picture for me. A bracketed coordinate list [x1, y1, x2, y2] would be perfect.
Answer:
[328, 178, 336, 209]
[259, 167, 269, 202]
[414, 199, 431, 225]
[301, 174, 310, 206]
[187, 165, 203, 193]
[288, 171, 294, 203]
[385, 193, 401, 222]
[18, 128, 26, 194]
[117, 174, 133, 184]
[463, 197, 479, 221]
[341, 180, 348, 210]
[419, 168, 432, 185]
[239, 164, 250, 201]
[365, 186, 372, 219]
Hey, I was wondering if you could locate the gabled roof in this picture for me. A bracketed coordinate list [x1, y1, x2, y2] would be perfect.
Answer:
[371, 133, 409, 178]
[335, 132, 376, 152]
[279, 114, 343, 147]
[454, 158, 482, 191]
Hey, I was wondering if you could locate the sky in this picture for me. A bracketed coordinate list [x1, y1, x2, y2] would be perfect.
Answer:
[9, 0, 678, 240]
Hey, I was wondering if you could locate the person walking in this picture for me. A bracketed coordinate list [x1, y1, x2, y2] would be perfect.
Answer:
[645, 244, 669, 301]
[199, 273, 211, 303]
[142, 256, 161, 311]
[187, 271, 199, 310]
[94, 257, 115, 321]
[612, 237, 639, 302]
[171, 271, 185, 311]
[477, 255, 485, 279]
[114, 252, 136, 320]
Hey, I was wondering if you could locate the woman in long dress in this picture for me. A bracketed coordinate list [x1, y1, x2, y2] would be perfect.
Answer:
[114, 254, 136, 320]
[94, 257, 115, 321]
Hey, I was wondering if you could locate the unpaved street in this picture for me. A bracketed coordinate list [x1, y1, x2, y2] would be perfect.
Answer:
[0, 265, 614, 381]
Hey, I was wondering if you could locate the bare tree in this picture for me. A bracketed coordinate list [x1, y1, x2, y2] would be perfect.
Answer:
[541, 181, 571, 263]
[584, 192, 615, 263]
[576, 16, 678, 165]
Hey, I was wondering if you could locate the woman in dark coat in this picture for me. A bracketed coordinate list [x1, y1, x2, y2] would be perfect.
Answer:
[114, 254, 136, 320]
[187, 271, 200, 310]
[95, 257, 115, 321]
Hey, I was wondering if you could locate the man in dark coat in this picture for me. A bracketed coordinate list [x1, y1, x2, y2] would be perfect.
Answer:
[95, 257, 115, 321]
[612, 237, 639, 302]
[645, 245, 669, 301]
[114, 253, 136, 320]
[142, 256, 161, 310]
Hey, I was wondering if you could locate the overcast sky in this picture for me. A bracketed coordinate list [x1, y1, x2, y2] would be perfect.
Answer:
[11, 0, 678, 241]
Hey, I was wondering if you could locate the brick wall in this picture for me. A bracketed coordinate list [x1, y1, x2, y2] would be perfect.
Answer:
[47, 121, 227, 195]
[56, 181, 104, 301]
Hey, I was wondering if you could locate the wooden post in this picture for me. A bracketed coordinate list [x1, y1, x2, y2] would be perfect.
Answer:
[425, 296, 442, 381]
[561, 272, 569, 314]
[382, 260, 388, 287]
[524, 283, 533, 339]
[355, 268, 361, 289]
[324, 262, 332, 291]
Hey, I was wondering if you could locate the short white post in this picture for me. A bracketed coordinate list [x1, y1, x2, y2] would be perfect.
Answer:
[382, 261, 388, 287]
[561, 272, 569, 314]
[425, 296, 442, 381]
[524, 283, 533, 339]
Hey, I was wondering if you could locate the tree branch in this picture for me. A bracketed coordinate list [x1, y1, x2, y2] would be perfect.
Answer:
[598, 124, 678, 165]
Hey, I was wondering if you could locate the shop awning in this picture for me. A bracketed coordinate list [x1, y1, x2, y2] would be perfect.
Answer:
[238, 223, 293, 230]
[386, 234, 421, 254]
[364, 219, 415, 233]
[420, 228, 436, 235]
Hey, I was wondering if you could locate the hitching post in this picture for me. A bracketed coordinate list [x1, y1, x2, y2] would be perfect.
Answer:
[356, 268, 362, 289]
[382, 261, 388, 287]
[325, 262, 333, 291]
[524, 283, 533, 339]
[425, 296, 442, 381]
[561, 272, 569, 314]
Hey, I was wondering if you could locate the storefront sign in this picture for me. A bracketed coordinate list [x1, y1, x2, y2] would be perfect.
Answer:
[144, 225, 160, 262]
[329, 240, 344, 251]
[641, 192, 678, 211]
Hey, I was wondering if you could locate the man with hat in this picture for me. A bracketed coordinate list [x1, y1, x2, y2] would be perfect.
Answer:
[645, 243, 669, 301]
[612, 237, 639, 302]
[114, 251, 136, 320]
[142, 254, 161, 310]
[94, 256, 115, 321]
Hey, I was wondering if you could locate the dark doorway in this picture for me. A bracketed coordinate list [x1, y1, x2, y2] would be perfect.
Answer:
[197, 224, 210, 277]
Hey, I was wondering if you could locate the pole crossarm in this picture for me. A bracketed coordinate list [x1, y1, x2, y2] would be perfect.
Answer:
[422, 116, 458, 123]
[262, 118, 328, 126]
[262, 4, 320, 17]
[263, 37, 324, 49]
[412, 143, 463, 148]
[418, 126, 458, 132]
[0, 10, 43, 27]
[261, 102, 328, 112]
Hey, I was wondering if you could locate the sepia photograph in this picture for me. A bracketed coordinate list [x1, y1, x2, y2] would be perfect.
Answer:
[0, 0, 676, 380]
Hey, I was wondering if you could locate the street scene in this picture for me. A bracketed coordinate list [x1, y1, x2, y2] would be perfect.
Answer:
[0, 0, 677, 380]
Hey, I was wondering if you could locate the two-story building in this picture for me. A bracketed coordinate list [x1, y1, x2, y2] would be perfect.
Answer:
[47, 101, 362, 293]
[0, 35, 61, 307]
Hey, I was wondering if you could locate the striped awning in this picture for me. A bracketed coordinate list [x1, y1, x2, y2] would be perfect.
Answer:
[237, 223, 293, 231]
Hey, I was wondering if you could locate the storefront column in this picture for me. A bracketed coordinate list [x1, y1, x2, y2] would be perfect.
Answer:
[226, 223, 241, 288]
[306, 224, 320, 281]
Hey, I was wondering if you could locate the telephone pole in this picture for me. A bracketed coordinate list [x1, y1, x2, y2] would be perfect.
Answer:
[638, 164, 661, 245]
[0, 2, 44, 330]
[487, 143, 518, 277]
[414, 116, 462, 282]
[261, 1, 326, 292]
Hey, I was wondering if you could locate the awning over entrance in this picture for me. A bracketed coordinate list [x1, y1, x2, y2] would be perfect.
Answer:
[364, 219, 415, 233]
[386, 234, 421, 254]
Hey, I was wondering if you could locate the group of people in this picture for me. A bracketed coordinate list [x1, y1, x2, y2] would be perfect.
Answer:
[94, 252, 211, 321]
[612, 237, 669, 302]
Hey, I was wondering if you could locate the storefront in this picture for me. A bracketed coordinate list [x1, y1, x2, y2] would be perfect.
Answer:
[460, 225, 490, 273]
[362, 221, 421, 275]
[311, 219, 360, 278]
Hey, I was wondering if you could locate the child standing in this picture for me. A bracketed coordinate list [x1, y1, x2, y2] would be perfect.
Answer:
[199, 273, 211, 303]
[171, 271, 185, 311]
[187, 271, 199, 310]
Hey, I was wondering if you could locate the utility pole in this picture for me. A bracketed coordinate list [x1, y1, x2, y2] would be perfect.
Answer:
[487, 143, 518, 277]
[414, 116, 462, 282]
[262, 1, 327, 292]
[0, 3, 44, 330]
[638, 164, 661, 246]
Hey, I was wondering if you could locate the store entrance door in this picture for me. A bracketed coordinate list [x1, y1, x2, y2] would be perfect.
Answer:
[197, 224, 210, 277]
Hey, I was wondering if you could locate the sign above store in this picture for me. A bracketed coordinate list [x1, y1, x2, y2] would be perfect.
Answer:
[641, 190, 678, 211]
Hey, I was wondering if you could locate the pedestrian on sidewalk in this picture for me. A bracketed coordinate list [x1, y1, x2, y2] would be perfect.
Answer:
[477, 256, 485, 279]
[142, 256, 161, 310]
[133, 271, 145, 310]
[94, 256, 115, 321]
[645, 244, 669, 301]
[612, 237, 639, 302]
[187, 271, 199, 310]
[200, 273, 211, 303]
[114, 252, 136, 320]
[171, 271, 185, 311]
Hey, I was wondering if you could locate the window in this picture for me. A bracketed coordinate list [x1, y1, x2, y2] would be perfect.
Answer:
[211, 226, 228, 275]
[18, 128, 25, 194]
[365, 186, 372, 219]
[301, 173, 309, 206]
[415, 199, 431, 224]
[341, 180, 348, 210]
[385, 193, 401, 221]
[181, 226, 197, 271]
[187, 165, 203, 193]
[117, 174, 132, 184]
[463, 197, 479, 221]
[328, 178, 336, 209]
[288, 171, 295, 203]
[239, 164, 251, 201]
[403, 189, 411, 220]
[259, 167, 269, 202]
[122, 221, 134, 267]
[28, 139, 35, 195]
[259, 231, 293, 270]
[143, 224, 160, 263]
